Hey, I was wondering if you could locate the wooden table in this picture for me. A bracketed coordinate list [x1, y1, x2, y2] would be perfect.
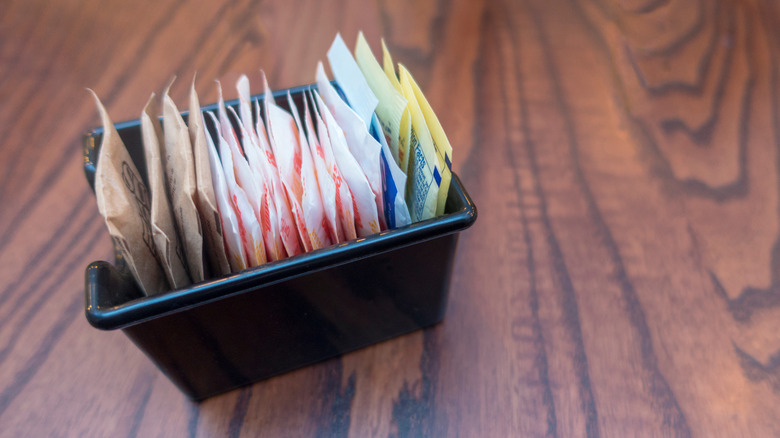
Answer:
[2, 0, 779, 436]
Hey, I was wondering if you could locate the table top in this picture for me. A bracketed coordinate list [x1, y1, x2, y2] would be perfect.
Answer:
[2, 0, 780, 436]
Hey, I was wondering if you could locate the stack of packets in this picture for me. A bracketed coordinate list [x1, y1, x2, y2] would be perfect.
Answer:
[90, 33, 453, 295]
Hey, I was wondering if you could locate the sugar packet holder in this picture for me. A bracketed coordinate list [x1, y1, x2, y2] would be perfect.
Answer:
[82, 82, 477, 400]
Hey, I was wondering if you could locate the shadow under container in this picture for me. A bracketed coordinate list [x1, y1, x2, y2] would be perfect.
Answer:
[83, 83, 477, 400]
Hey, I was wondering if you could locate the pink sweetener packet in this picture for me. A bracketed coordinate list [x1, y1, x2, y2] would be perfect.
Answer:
[310, 90, 358, 241]
[207, 111, 266, 267]
[203, 113, 248, 272]
[254, 96, 302, 258]
[262, 75, 312, 252]
[287, 91, 333, 250]
[303, 91, 343, 243]
[235, 76, 286, 261]
[312, 88, 379, 237]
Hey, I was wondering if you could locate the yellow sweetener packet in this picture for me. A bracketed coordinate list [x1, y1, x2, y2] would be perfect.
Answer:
[398, 64, 440, 222]
[355, 32, 411, 173]
[402, 69, 452, 216]
[382, 39, 404, 93]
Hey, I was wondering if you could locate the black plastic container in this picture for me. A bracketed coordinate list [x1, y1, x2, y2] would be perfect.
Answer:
[83, 83, 477, 400]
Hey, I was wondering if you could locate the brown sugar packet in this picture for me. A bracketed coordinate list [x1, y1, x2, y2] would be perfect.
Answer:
[89, 90, 168, 295]
[161, 79, 205, 283]
[141, 93, 192, 289]
[188, 76, 231, 277]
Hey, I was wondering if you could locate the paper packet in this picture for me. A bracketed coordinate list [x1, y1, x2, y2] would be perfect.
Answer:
[354, 32, 411, 169]
[396, 64, 441, 222]
[309, 91, 357, 241]
[316, 62, 385, 230]
[215, 81, 271, 265]
[402, 68, 453, 216]
[188, 77, 232, 277]
[303, 93, 344, 243]
[381, 40, 411, 174]
[141, 93, 192, 289]
[312, 88, 380, 237]
[253, 95, 302, 258]
[262, 76, 312, 252]
[203, 115, 248, 272]
[206, 111, 267, 267]
[327, 34, 411, 229]
[161, 81, 205, 282]
[287, 92, 333, 249]
[90, 90, 167, 295]
[234, 77, 286, 261]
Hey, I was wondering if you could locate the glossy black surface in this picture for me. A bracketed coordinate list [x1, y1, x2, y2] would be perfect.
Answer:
[83, 84, 477, 400]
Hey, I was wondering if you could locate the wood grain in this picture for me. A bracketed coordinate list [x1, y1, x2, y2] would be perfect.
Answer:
[1, 0, 779, 436]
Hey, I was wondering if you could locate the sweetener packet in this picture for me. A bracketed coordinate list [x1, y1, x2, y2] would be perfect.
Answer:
[141, 93, 191, 289]
[235, 76, 286, 261]
[253, 94, 302, 258]
[327, 34, 411, 229]
[354, 32, 411, 169]
[303, 93, 344, 243]
[203, 115, 248, 272]
[396, 64, 440, 222]
[316, 62, 385, 230]
[381, 40, 411, 174]
[162, 82, 205, 282]
[90, 90, 167, 295]
[228, 106, 273, 259]
[287, 92, 333, 249]
[216, 81, 270, 265]
[401, 68, 453, 216]
[262, 75, 312, 252]
[312, 88, 380, 237]
[189, 77, 231, 277]
[309, 91, 357, 241]
[372, 114, 411, 227]
[206, 111, 267, 267]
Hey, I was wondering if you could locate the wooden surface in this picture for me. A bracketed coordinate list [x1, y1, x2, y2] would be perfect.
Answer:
[2, 0, 780, 436]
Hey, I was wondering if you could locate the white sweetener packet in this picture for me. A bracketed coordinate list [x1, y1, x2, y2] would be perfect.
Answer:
[315, 62, 385, 230]
[287, 92, 333, 249]
[303, 92, 344, 243]
[235, 76, 286, 261]
[262, 75, 312, 252]
[189, 77, 231, 277]
[327, 34, 411, 229]
[203, 116, 247, 272]
[207, 111, 266, 267]
[313, 87, 380, 237]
